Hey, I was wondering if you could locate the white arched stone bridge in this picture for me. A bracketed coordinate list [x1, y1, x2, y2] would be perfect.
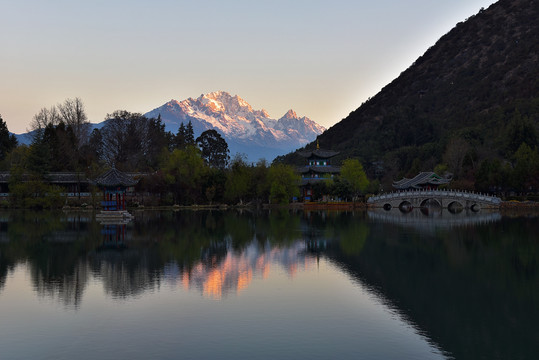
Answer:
[367, 189, 502, 211]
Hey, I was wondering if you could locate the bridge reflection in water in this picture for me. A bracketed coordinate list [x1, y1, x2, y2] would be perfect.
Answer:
[368, 207, 502, 233]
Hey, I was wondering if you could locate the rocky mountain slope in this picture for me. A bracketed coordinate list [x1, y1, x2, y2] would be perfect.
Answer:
[280, 0, 539, 185]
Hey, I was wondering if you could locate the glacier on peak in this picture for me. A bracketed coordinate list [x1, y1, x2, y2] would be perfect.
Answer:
[145, 91, 325, 161]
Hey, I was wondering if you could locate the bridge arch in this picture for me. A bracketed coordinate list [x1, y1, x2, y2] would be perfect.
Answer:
[398, 201, 413, 213]
[471, 203, 481, 212]
[383, 203, 392, 211]
[447, 201, 464, 214]
[420, 198, 442, 208]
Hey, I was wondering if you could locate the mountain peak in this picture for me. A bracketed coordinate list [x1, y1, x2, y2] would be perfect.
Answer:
[145, 91, 325, 160]
[194, 91, 254, 115]
[282, 109, 298, 119]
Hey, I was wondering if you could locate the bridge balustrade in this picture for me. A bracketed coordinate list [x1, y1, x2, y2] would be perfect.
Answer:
[368, 189, 502, 206]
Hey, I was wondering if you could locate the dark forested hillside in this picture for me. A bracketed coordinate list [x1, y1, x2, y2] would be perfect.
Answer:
[280, 0, 539, 191]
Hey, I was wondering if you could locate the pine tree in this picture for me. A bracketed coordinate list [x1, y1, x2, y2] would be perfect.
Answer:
[0, 115, 17, 161]
[185, 121, 195, 145]
[174, 123, 186, 150]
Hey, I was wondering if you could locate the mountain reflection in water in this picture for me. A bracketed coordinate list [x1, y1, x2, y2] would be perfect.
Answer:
[0, 211, 316, 304]
[165, 242, 314, 300]
[0, 209, 537, 359]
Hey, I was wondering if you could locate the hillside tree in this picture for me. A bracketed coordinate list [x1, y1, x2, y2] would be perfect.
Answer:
[340, 158, 370, 200]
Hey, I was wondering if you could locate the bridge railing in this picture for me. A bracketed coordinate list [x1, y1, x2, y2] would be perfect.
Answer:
[367, 189, 502, 205]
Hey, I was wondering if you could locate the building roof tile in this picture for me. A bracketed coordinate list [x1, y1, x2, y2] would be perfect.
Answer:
[93, 167, 139, 187]
[298, 149, 340, 159]
[393, 172, 452, 189]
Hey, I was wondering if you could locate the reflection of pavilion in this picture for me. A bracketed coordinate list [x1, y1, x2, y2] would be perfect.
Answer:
[99, 223, 128, 250]
[90, 220, 157, 299]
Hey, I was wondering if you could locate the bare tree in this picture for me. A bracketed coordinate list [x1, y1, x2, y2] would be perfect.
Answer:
[30, 106, 61, 133]
[101, 111, 129, 167]
[100, 110, 169, 171]
[57, 97, 90, 147]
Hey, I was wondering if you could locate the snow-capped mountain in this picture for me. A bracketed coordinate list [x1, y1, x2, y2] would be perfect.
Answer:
[145, 91, 325, 161]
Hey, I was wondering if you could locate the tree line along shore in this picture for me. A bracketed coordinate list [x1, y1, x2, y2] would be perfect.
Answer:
[1, 97, 537, 210]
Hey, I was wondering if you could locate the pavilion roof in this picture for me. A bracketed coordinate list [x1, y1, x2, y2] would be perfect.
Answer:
[393, 172, 451, 189]
[297, 149, 340, 159]
[94, 167, 139, 187]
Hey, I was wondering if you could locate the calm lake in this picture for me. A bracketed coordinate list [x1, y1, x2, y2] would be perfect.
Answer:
[0, 209, 537, 360]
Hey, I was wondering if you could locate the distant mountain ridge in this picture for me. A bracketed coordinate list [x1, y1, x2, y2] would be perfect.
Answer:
[13, 92, 325, 161]
[145, 91, 325, 161]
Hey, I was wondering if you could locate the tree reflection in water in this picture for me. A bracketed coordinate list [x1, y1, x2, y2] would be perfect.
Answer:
[0, 209, 537, 359]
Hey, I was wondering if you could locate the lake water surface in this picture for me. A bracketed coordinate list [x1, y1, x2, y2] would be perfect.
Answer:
[0, 209, 537, 359]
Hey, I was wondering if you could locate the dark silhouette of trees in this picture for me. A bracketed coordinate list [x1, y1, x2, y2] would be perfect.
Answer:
[30, 106, 61, 141]
[505, 110, 538, 155]
[196, 129, 229, 169]
[101, 110, 132, 168]
[185, 121, 195, 145]
[0, 115, 17, 161]
[146, 116, 170, 170]
[82, 129, 103, 164]
[42, 122, 77, 171]
[27, 117, 78, 175]
[26, 98, 90, 179]
[511, 143, 539, 192]
[30, 98, 90, 148]
[100, 111, 170, 171]
[57, 97, 90, 148]
[174, 123, 186, 150]
[172, 121, 195, 150]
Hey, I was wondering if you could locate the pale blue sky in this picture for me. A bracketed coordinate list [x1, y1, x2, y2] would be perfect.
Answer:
[1, 0, 497, 134]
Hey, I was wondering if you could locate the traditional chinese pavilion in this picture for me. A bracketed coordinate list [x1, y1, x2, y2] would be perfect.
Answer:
[393, 172, 452, 190]
[94, 167, 138, 219]
[297, 142, 340, 201]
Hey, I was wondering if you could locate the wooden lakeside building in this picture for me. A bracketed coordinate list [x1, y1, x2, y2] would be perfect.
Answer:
[0, 170, 142, 211]
[0, 172, 91, 196]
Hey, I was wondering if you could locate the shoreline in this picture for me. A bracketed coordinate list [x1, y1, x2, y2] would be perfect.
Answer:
[51, 200, 539, 212]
